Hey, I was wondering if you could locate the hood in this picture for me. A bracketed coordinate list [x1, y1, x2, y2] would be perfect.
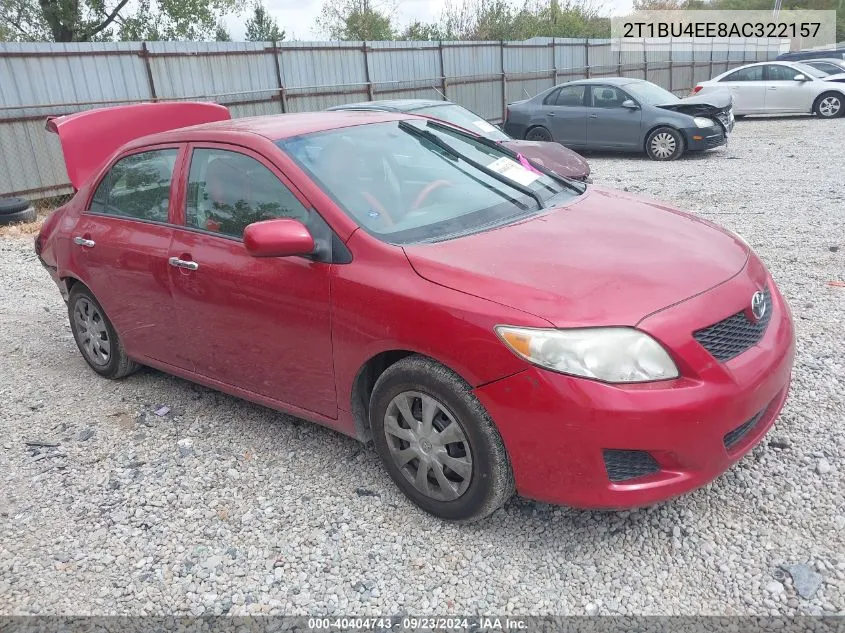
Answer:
[46, 102, 230, 189]
[657, 90, 732, 116]
[823, 72, 845, 83]
[403, 187, 749, 327]
[500, 139, 590, 180]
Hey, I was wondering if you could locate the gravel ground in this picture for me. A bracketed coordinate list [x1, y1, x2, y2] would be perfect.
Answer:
[1, 115, 844, 617]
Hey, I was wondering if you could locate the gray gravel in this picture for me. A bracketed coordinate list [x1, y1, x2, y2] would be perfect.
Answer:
[1, 115, 844, 616]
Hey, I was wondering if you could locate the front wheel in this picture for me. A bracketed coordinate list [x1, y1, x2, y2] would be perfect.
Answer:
[369, 355, 514, 522]
[68, 285, 139, 379]
[814, 92, 843, 118]
[646, 127, 684, 161]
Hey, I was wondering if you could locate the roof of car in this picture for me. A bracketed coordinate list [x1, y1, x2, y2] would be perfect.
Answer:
[804, 58, 845, 64]
[328, 99, 453, 112]
[123, 110, 415, 149]
[560, 77, 643, 86]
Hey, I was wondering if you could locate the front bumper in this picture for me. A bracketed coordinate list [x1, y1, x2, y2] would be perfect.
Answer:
[682, 125, 727, 151]
[474, 267, 795, 509]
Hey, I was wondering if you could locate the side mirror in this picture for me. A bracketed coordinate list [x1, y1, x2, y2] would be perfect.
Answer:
[243, 218, 315, 258]
[621, 99, 639, 109]
[793, 74, 807, 81]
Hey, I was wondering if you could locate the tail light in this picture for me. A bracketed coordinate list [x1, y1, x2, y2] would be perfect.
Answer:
[691, 85, 703, 95]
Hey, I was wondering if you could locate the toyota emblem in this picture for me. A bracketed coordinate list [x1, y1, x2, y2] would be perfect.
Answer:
[751, 291, 767, 321]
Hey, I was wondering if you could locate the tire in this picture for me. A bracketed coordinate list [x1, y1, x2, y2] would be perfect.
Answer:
[68, 285, 139, 379]
[525, 126, 553, 142]
[645, 126, 684, 161]
[369, 355, 514, 522]
[813, 92, 843, 118]
[0, 197, 30, 215]
[0, 206, 36, 226]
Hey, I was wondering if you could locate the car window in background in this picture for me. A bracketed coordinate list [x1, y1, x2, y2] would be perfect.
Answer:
[277, 120, 575, 244]
[722, 66, 764, 82]
[806, 61, 843, 75]
[589, 86, 629, 108]
[89, 148, 177, 222]
[185, 148, 309, 239]
[411, 104, 510, 141]
[791, 63, 827, 78]
[625, 81, 679, 104]
[551, 85, 586, 106]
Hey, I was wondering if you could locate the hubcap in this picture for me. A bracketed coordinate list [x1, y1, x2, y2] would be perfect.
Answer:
[73, 298, 111, 366]
[650, 132, 677, 159]
[383, 391, 473, 501]
[819, 97, 841, 117]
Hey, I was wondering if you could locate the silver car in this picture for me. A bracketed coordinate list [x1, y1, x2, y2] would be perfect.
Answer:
[694, 61, 845, 118]
[503, 78, 734, 161]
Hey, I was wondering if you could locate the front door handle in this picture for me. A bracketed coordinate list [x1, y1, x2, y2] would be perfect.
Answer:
[168, 257, 199, 271]
[547, 112, 556, 117]
[73, 236, 95, 248]
[767, 87, 777, 90]
[589, 114, 599, 118]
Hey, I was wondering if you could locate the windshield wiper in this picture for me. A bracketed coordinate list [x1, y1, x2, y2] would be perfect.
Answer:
[423, 119, 586, 194]
[397, 120, 545, 210]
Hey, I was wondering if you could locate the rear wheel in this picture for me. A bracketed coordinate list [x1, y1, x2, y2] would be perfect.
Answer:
[369, 355, 514, 522]
[814, 92, 843, 118]
[525, 126, 553, 142]
[68, 285, 139, 379]
[645, 127, 684, 161]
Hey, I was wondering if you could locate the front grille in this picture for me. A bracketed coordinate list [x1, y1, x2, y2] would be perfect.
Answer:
[693, 289, 772, 362]
[723, 408, 767, 450]
[603, 450, 660, 483]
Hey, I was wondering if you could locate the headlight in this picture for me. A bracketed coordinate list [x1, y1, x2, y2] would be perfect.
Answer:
[693, 117, 716, 128]
[495, 326, 679, 383]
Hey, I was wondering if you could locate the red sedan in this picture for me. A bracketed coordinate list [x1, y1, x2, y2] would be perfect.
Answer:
[36, 102, 795, 522]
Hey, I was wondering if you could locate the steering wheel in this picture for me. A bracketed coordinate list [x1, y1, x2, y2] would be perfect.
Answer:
[411, 180, 453, 211]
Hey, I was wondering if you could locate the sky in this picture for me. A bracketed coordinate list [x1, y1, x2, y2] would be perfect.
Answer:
[224, 0, 635, 40]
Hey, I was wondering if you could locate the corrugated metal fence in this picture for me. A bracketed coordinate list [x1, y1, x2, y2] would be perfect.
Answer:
[0, 38, 781, 200]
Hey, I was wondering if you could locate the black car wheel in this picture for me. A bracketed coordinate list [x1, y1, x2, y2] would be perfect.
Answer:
[525, 126, 553, 142]
[814, 92, 843, 118]
[645, 127, 684, 161]
[369, 355, 514, 522]
[68, 284, 139, 379]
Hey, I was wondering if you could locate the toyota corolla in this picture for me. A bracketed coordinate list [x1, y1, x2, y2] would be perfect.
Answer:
[36, 102, 794, 522]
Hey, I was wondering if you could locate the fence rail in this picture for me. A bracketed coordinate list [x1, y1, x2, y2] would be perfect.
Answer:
[0, 38, 783, 200]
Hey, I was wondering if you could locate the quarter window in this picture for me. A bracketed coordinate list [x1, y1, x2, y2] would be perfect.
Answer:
[722, 66, 764, 82]
[89, 149, 177, 222]
[185, 149, 309, 239]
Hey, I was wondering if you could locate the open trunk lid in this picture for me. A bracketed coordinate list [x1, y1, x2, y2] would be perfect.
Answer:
[46, 102, 230, 189]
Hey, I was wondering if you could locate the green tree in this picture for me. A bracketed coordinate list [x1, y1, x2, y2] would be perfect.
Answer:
[316, 0, 395, 40]
[399, 20, 444, 40]
[215, 19, 232, 41]
[1, 0, 241, 41]
[245, 1, 285, 41]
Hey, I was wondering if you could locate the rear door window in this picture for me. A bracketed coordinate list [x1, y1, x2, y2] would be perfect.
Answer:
[89, 148, 178, 223]
[721, 66, 764, 82]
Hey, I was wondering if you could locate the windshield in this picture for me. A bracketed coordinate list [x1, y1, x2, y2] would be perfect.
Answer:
[277, 120, 579, 244]
[793, 62, 828, 78]
[411, 104, 511, 142]
[625, 81, 679, 105]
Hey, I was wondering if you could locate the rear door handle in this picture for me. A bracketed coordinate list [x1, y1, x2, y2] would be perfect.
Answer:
[767, 87, 777, 90]
[589, 114, 599, 118]
[73, 236, 95, 248]
[168, 257, 199, 271]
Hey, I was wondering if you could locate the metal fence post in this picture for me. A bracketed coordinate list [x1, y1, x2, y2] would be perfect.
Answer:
[438, 40, 447, 100]
[585, 39, 591, 78]
[140, 42, 157, 101]
[550, 38, 557, 89]
[363, 41, 374, 101]
[272, 40, 287, 113]
[500, 40, 507, 121]
[668, 37, 674, 93]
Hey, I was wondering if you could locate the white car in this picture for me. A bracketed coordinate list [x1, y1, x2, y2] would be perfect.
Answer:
[692, 61, 845, 118]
